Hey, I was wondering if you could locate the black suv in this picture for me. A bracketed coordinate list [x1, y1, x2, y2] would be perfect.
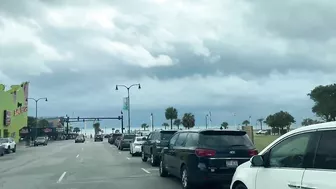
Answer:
[118, 134, 136, 150]
[141, 130, 177, 166]
[159, 129, 258, 189]
[94, 134, 103, 142]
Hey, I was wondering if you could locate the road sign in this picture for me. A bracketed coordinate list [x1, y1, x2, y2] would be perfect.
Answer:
[123, 97, 129, 110]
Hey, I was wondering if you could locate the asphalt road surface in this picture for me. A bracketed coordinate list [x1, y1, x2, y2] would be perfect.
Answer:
[0, 139, 184, 189]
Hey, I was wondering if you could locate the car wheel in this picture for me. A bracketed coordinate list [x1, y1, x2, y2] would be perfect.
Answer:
[151, 153, 158, 166]
[141, 151, 148, 162]
[6, 147, 10, 154]
[181, 165, 193, 189]
[234, 183, 248, 189]
[159, 158, 168, 177]
[12, 145, 16, 153]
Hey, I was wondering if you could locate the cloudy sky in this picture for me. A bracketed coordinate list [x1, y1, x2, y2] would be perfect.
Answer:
[1, 0, 335, 129]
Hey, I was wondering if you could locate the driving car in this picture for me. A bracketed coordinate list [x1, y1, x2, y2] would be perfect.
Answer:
[75, 135, 85, 143]
[94, 134, 103, 142]
[0, 137, 16, 153]
[159, 129, 258, 189]
[114, 136, 122, 147]
[34, 136, 48, 146]
[130, 136, 146, 156]
[109, 133, 122, 144]
[230, 121, 336, 189]
[118, 134, 136, 150]
[142, 130, 178, 166]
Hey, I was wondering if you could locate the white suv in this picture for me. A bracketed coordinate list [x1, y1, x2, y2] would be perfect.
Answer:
[231, 121, 336, 189]
[0, 137, 16, 153]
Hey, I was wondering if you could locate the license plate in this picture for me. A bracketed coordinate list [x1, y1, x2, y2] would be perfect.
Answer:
[226, 160, 238, 167]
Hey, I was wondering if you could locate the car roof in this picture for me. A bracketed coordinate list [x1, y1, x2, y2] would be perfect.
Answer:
[176, 128, 247, 134]
[259, 121, 336, 154]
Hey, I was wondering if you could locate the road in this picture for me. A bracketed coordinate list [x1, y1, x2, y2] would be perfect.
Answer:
[0, 139, 182, 189]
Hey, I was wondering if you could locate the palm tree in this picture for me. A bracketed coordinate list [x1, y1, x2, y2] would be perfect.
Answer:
[162, 122, 169, 130]
[242, 120, 250, 126]
[165, 107, 178, 129]
[182, 113, 195, 129]
[93, 122, 101, 135]
[73, 127, 81, 133]
[173, 119, 181, 129]
[257, 118, 264, 130]
[141, 123, 149, 131]
[221, 122, 229, 129]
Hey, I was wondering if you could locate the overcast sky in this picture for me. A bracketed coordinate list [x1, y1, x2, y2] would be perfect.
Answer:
[1, 0, 335, 129]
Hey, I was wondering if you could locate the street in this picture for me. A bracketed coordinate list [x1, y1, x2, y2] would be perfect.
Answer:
[0, 139, 182, 189]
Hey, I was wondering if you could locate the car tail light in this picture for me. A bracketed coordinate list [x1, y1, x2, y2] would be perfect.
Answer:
[248, 149, 258, 156]
[195, 148, 216, 157]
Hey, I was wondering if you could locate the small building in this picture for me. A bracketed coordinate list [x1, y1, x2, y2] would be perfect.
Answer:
[0, 82, 29, 142]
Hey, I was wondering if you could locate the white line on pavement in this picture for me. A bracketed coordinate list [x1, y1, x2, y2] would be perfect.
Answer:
[57, 172, 67, 183]
[141, 168, 150, 174]
[76, 154, 79, 158]
[126, 157, 130, 160]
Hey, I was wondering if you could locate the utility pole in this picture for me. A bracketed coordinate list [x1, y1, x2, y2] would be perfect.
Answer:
[150, 113, 154, 131]
[27, 97, 48, 141]
[205, 114, 208, 129]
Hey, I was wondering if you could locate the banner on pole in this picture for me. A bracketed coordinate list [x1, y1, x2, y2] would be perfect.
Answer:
[123, 97, 129, 110]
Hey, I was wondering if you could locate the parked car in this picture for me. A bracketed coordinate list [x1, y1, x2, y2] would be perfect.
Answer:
[94, 134, 103, 142]
[230, 121, 336, 189]
[0, 137, 16, 153]
[34, 136, 48, 146]
[114, 136, 122, 147]
[75, 135, 85, 143]
[130, 136, 147, 156]
[142, 130, 178, 166]
[109, 133, 122, 144]
[118, 134, 136, 150]
[159, 129, 258, 189]
[0, 145, 5, 156]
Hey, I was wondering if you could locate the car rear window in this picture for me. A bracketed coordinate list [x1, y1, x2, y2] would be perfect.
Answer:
[199, 131, 254, 149]
[136, 137, 145, 141]
[160, 131, 176, 140]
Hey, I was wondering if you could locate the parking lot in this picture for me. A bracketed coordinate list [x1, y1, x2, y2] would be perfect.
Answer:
[0, 139, 186, 189]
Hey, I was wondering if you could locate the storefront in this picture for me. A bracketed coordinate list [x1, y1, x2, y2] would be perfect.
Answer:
[0, 82, 29, 142]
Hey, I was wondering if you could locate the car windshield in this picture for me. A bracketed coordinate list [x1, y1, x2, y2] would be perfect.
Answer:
[199, 131, 254, 149]
[0, 138, 8, 143]
[36, 137, 45, 140]
[124, 135, 136, 139]
[136, 137, 144, 141]
[161, 132, 176, 140]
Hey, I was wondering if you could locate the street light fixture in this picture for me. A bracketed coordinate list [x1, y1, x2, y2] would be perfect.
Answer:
[115, 84, 141, 134]
[27, 97, 48, 140]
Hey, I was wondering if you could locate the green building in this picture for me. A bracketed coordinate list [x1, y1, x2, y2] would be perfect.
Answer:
[0, 82, 29, 142]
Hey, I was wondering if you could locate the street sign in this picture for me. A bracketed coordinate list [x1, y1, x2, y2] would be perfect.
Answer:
[123, 97, 129, 110]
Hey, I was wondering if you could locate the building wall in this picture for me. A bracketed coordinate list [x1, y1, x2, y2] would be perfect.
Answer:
[0, 82, 28, 142]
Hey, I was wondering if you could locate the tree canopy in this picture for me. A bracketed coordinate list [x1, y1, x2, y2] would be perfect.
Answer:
[38, 119, 49, 128]
[141, 123, 149, 131]
[182, 113, 195, 129]
[73, 127, 81, 133]
[301, 118, 322, 126]
[165, 107, 178, 130]
[265, 111, 295, 131]
[220, 122, 229, 129]
[173, 119, 181, 129]
[162, 122, 169, 130]
[242, 120, 250, 126]
[93, 122, 101, 134]
[308, 84, 336, 121]
[27, 116, 37, 127]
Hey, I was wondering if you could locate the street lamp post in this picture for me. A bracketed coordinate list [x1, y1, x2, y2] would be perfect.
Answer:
[115, 84, 141, 134]
[27, 97, 48, 140]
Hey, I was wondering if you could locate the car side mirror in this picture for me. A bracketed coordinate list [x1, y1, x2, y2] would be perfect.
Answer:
[250, 155, 264, 167]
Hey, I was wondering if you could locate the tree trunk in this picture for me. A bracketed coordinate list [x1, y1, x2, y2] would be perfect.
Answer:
[260, 121, 263, 130]
[170, 119, 173, 130]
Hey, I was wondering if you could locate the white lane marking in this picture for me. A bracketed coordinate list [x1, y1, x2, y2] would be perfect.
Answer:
[126, 157, 130, 160]
[146, 168, 159, 171]
[141, 168, 150, 174]
[57, 171, 67, 183]
[76, 154, 79, 158]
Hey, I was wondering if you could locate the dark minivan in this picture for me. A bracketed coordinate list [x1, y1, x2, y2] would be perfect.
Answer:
[109, 133, 122, 144]
[159, 129, 258, 189]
